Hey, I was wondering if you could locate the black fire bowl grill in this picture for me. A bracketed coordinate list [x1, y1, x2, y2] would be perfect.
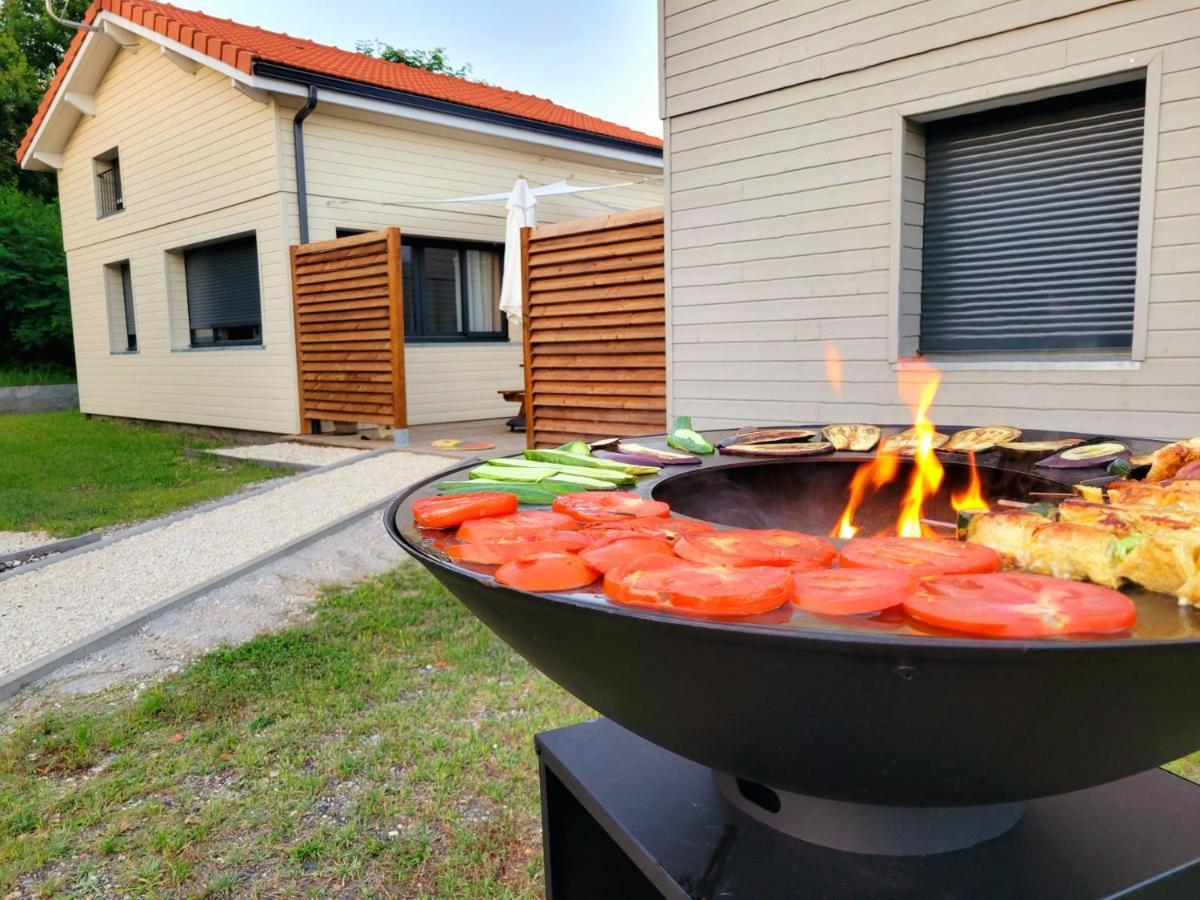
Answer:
[385, 426, 1200, 855]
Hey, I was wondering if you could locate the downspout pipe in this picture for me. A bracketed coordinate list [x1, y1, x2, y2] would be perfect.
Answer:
[292, 85, 319, 245]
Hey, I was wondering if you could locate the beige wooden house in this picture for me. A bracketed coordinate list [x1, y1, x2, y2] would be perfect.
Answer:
[18, 0, 662, 434]
[658, 0, 1199, 439]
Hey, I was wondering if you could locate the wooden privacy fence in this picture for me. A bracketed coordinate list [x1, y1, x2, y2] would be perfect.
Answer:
[290, 228, 406, 433]
[522, 207, 666, 448]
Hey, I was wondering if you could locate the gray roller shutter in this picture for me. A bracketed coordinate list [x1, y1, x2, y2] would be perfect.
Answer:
[919, 81, 1144, 353]
[184, 235, 262, 331]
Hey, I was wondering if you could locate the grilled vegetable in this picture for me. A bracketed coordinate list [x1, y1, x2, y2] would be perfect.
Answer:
[1145, 438, 1200, 482]
[437, 481, 576, 505]
[941, 426, 1022, 454]
[667, 416, 715, 455]
[484, 458, 636, 484]
[557, 439, 592, 456]
[821, 424, 880, 452]
[1107, 457, 1137, 478]
[719, 441, 834, 458]
[525, 448, 658, 476]
[469, 464, 553, 483]
[717, 428, 817, 448]
[880, 428, 949, 455]
[997, 439, 1084, 458]
[1177, 460, 1200, 480]
[1036, 442, 1128, 469]
[596, 445, 701, 467]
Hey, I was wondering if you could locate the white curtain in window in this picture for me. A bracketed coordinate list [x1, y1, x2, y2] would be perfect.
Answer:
[465, 249, 502, 333]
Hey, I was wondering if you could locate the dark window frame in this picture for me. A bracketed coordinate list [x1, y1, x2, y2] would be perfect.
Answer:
[94, 147, 124, 218]
[335, 229, 508, 343]
[106, 259, 137, 352]
[917, 80, 1145, 356]
[182, 233, 264, 348]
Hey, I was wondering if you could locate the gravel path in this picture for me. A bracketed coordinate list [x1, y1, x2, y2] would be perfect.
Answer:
[0, 530, 54, 557]
[210, 441, 364, 467]
[0, 451, 452, 679]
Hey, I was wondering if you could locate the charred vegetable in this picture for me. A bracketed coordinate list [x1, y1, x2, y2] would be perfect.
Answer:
[821, 424, 880, 452]
[941, 426, 1022, 454]
[717, 427, 818, 448]
[720, 440, 834, 458]
[997, 439, 1084, 458]
[667, 416, 715, 455]
[1036, 442, 1128, 469]
[880, 428, 949, 455]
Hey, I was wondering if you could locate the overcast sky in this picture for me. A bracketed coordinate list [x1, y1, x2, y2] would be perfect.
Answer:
[185, 0, 662, 137]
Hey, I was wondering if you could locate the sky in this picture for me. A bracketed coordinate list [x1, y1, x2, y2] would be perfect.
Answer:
[181, 0, 663, 138]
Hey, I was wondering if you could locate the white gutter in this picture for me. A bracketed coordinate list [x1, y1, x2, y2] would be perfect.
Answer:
[22, 10, 663, 172]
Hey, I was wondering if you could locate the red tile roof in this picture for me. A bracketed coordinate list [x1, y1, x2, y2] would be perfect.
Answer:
[18, 0, 662, 165]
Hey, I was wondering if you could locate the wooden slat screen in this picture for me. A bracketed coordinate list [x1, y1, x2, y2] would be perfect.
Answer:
[290, 228, 406, 432]
[523, 207, 666, 448]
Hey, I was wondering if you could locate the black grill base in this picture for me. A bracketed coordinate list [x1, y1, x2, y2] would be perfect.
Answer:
[538, 719, 1200, 899]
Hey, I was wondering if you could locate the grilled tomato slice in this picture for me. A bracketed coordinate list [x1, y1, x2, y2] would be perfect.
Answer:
[447, 531, 590, 565]
[578, 534, 674, 573]
[456, 510, 579, 543]
[675, 529, 836, 570]
[604, 555, 792, 617]
[552, 491, 670, 524]
[839, 536, 1000, 577]
[495, 552, 598, 592]
[903, 572, 1136, 638]
[413, 492, 517, 529]
[791, 568, 919, 615]
[587, 516, 715, 542]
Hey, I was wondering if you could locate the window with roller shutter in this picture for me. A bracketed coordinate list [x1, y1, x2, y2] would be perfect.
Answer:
[918, 80, 1145, 354]
[183, 234, 263, 347]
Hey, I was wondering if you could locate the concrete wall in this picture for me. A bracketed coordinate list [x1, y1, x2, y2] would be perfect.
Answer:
[0, 384, 78, 414]
[660, 0, 1200, 439]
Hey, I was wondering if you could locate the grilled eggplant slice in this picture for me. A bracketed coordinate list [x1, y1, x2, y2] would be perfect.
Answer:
[719, 441, 834, 458]
[941, 426, 1022, 454]
[821, 424, 881, 452]
[879, 428, 949, 455]
[717, 428, 817, 448]
[998, 438, 1084, 458]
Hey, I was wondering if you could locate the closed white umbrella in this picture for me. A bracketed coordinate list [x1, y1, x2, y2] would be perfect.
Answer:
[498, 177, 537, 329]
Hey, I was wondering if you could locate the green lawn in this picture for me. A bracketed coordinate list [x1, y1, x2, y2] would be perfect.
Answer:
[0, 412, 283, 537]
[0, 365, 75, 387]
[0, 565, 588, 897]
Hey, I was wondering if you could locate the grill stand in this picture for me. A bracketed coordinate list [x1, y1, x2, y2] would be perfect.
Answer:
[538, 719, 1200, 899]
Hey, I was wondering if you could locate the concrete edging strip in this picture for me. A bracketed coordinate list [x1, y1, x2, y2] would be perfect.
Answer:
[0, 447, 394, 585]
[0, 495, 397, 702]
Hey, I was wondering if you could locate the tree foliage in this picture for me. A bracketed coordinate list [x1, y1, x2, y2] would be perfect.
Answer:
[0, 183, 72, 365]
[355, 40, 477, 80]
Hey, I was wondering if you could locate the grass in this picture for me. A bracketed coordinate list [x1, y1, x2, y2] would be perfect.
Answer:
[0, 412, 282, 537]
[0, 565, 588, 897]
[0, 365, 75, 387]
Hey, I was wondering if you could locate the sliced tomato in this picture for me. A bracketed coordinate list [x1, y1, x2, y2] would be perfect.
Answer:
[604, 555, 791, 617]
[457, 510, 579, 543]
[578, 534, 674, 573]
[791, 568, 919, 615]
[839, 536, 1000, 577]
[448, 531, 590, 565]
[494, 552, 598, 592]
[552, 491, 670, 524]
[674, 529, 836, 570]
[904, 572, 1135, 638]
[587, 516, 715, 543]
[413, 492, 517, 529]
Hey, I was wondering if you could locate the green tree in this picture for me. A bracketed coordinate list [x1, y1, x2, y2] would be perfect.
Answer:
[355, 40, 477, 80]
[0, 183, 72, 365]
[1, 0, 89, 79]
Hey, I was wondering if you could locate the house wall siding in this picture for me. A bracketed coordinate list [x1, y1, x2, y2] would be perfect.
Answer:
[277, 104, 663, 426]
[56, 37, 298, 433]
[662, 0, 1200, 439]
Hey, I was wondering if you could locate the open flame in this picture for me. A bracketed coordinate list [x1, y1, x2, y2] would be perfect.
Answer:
[825, 344, 843, 398]
[828, 354, 984, 539]
[951, 451, 990, 513]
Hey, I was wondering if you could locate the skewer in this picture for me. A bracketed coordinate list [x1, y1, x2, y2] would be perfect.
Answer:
[997, 499, 1029, 509]
[920, 518, 957, 531]
[1027, 491, 1074, 499]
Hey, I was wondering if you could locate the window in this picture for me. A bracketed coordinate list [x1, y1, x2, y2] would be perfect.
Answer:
[104, 260, 137, 352]
[402, 238, 506, 341]
[183, 234, 262, 346]
[94, 148, 124, 217]
[917, 81, 1144, 354]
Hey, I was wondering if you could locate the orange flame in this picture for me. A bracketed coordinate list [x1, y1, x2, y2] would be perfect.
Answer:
[831, 451, 899, 539]
[951, 450, 990, 513]
[894, 359, 944, 538]
[824, 343, 843, 398]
